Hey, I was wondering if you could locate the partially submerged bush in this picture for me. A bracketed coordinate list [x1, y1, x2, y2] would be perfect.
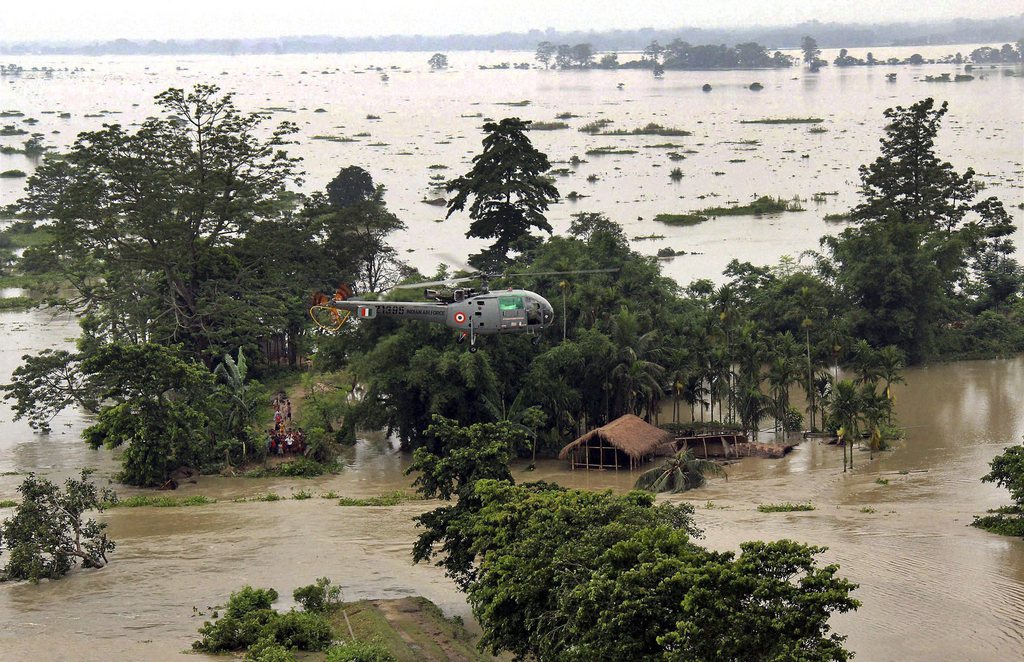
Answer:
[194, 584, 333, 654]
[293, 576, 343, 613]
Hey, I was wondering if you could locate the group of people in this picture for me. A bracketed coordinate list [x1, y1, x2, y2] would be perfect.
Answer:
[268, 397, 305, 455]
[268, 427, 306, 456]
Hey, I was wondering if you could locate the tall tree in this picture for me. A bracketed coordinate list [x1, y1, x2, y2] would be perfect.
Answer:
[821, 98, 1016, 362]
[801, 36, 821, 67]
[446, 118, 559, 268]
[535, 41, 556, 68]
[19, 84, 302, 364]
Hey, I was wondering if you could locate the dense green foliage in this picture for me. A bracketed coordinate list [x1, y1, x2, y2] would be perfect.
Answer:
[412, 475, 858, 658]
[403, 418, 858, 660]
[0, 471, 117, 581]
[973, 442, 1024, 538]
[821, 98, 1019, 363]
[325, 640, 396, 662]
[193, 584, 334, 654]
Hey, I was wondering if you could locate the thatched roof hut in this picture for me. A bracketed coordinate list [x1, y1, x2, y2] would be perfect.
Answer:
[558, 414, 673, 470]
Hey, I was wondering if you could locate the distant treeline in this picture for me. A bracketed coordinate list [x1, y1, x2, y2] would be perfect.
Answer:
[536, 40, 794, 70]
[1, 15, 1022, 56]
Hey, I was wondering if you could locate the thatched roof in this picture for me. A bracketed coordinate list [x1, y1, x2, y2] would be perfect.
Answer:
[558, 414, 673, 460]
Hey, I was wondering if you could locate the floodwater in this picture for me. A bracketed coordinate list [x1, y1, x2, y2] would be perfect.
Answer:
[1, 48, 1023, 660]
[1, 46, 1021, 283]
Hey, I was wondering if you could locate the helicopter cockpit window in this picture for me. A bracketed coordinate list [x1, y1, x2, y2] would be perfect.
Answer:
[499, 296, 525, 311]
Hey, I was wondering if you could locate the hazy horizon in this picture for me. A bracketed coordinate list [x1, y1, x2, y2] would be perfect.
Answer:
[2, 0, 1021, 43]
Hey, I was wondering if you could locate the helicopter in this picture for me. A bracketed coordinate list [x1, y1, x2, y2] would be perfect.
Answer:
[310, 268, 615, 352]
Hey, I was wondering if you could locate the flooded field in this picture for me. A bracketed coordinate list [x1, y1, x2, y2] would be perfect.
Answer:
[1, 47, 1023, 660]
[1, 46, 1021, 283]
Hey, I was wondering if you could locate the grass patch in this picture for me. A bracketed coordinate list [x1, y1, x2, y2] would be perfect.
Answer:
[0, 499, 18, 508]
[555, 112, 580, 119]
[875, 478, 890, 485]
[600, 122, 691, 137]
[310, 135, 358, 142]
[701, 196, 803, 216]
[860, 507, 877, 514]
[108, 495, 216, 508]
[496, 100, 530, 107]
[740, 117, 824, 124]
[579, 118, 614, 133]
[248, 492, 285, 502]
[292, 489, 313, 500]
[643, 142, 687, 148]
[245, 458, 335, 478]
[0, 170, 27, 178]
[585, 146, 638, 156]
[632, 233, 667, 241]
[757, 502, 815, 513]
[972, 506, 1024, 537]
[337, 491, 423, 507]
[654, 213, 708, 227]
[529, 121, 570, 130]
[0, 296, 34, 310]
[824, 212, 852, 222]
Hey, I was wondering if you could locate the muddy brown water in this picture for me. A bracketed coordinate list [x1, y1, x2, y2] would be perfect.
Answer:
[1, 309, 1023, 660]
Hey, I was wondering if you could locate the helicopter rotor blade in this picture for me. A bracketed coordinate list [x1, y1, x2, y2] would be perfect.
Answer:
[502, 268, 620, 278]
[390, 275, 479, 290]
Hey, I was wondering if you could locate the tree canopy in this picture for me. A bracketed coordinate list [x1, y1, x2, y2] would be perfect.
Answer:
[445, 117, 559, 268]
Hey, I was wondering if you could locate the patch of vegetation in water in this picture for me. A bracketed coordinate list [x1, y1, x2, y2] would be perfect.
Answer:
[578, 118, 614, 133]
[599, 122, 692, 137]
[585, 146, 638, 156]
[529, 121, 570, 130]
[701, 196, 803, 216]
[0, 169, 27, 178]
[654, 213, 709, 227]
[108, 495, 216, 508]
[0, 296, 34, 310]
[0, 499, 17, 508]
[740, 117, 824, 124]
[0, 125, 28, 136]
[632, 233, 666, 241]
[310, 134, 358, 142]
[757, 502, 815, 512]
[336, 491, 424, 507]
[496, 100, 531, 107]
[555, 112, 580, 119]
[972, 507, 1024, 537]
[244, 458, 336, 478]
[824, 212, 853, 222]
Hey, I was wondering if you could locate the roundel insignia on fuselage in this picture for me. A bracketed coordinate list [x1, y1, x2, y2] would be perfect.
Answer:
[454, 311, 467, 324]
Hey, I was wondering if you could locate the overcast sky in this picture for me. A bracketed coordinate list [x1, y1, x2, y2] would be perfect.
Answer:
[2, 0, 1021, 42]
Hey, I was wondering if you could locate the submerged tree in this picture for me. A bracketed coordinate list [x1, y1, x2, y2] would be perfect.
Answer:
[634, 449, 726, 493]
[446, 118, 559, 268]
[0, 471, 116, 581]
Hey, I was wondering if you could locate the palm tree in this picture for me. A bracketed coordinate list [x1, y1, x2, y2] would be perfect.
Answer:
[766, 333, 803, 439]
[876, 345, 906, 423]
[634, 449, 727, 493]
[213, 348, 263, 463]
[735, 384, 772, 441]
[849, 339, 880, 385]
[829, 379, 862, 472]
